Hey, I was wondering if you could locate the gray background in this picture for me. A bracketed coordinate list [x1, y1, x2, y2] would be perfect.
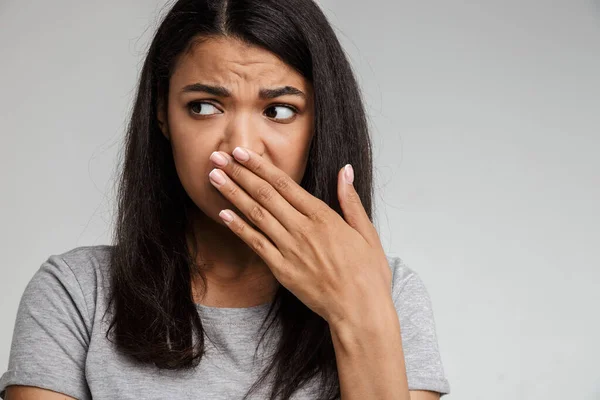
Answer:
[1, 0, 599, 398]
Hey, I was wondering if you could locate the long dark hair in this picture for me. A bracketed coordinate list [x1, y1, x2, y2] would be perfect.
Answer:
[105, 0, 373, 399]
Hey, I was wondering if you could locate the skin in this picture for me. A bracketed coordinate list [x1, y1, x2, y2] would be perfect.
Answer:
[157, 35, 315, 308]
[5, 36, 439, 400]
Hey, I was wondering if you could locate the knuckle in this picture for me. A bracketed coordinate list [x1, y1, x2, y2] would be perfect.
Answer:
[230, 163, 243, 179]
[307, 204, 329, 223]
[252, 160, 265, 175]
[233, 219, 245, 235]
[288, 242, 304, 259]
[274, 175, 291, 191]
[250, 236, 264, 252]
[249, 205, 266, 223]
[256, 184, 275, 203]
[295, 221, 313, 241]
[347, 191, 363, 205]
[226, 185, 239, 197]
[276, 266, 292, 287]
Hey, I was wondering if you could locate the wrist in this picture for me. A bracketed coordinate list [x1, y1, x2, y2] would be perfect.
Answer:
[329, 299, 399, 353]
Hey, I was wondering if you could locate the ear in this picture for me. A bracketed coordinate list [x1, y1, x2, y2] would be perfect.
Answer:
[157, 97, 170, 141]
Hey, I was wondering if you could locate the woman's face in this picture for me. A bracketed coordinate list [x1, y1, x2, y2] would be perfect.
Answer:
[158, 36, 315, 227]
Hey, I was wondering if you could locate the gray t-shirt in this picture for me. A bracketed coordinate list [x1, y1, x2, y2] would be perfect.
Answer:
[0, 245, 450, 399]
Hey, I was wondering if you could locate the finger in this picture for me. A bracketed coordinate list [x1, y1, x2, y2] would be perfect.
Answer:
[211, 150, 309, 230]
[208, 167, 293, 250]
[218, 208, 288, 283]
[337, 165, 381, 248]
[231, 147, 327, 220]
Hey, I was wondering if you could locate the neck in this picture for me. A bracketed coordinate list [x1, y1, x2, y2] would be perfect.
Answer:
[186, 206, 280, 308]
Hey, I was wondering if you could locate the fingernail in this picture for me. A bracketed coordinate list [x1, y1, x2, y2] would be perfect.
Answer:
[233, 147, 250, 162]
[209, 169, 226, 186]
[210, 151, 228, 167]
[219, 210, 234, 223]
[344, 164, 354, 184]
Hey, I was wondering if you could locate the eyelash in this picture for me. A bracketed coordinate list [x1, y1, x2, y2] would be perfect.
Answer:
[186, 101, 299, 121]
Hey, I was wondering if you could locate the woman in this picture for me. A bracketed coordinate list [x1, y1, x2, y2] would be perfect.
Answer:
[0, 0, 450, 399]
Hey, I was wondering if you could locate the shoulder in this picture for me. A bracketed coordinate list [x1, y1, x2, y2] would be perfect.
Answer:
[28, 245, 115, 322]
[49, 244, 114, 286]
[0, 246, 115, 399]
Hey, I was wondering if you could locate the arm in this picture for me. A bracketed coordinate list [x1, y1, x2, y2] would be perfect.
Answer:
[330, 298, 440, 400]
[6, 386, 78, 400]
[0, 255, 92, 400]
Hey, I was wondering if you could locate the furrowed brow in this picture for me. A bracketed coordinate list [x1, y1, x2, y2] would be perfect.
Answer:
[181, 83, 231, 97]
[259, 86, 306, 99]
[181, 83, 305, 99]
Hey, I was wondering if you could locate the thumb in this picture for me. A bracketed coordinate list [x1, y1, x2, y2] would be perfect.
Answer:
[337, 164, 378, 246]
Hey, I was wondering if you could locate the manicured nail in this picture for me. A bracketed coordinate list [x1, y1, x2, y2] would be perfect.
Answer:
[232, 147, 250, 162]
[344, 164, 354, 184]
[209, 169, 226, 186]
[219, 210, 234, 223]
[210, 151, 228, 167]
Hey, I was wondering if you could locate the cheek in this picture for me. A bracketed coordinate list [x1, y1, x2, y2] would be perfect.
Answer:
[271, 141, 312, 184]
[170, 138, 214, 202]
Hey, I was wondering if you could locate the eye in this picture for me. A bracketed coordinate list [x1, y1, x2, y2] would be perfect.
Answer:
[187, 101, 222, 116]
[264, 105, 298, 122]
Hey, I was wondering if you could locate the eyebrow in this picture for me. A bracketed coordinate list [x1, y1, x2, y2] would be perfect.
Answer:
[180, 83, 306, 99]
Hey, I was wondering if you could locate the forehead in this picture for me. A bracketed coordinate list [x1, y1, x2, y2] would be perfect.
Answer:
[171, 36, 308, 91]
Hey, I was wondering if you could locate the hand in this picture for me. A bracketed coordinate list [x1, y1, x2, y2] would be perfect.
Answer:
[207, 146, 393, 327]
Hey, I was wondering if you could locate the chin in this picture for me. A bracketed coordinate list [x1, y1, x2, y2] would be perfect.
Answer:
[202, 186, 259, 230]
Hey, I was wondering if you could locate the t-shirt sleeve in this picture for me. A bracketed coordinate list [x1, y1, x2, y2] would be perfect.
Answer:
[389, 257, 451, 396]
[0, 255, 92, 400]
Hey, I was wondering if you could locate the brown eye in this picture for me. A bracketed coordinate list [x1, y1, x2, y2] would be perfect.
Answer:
[188, 101, 221, 116]
[264, 105, 297, 122]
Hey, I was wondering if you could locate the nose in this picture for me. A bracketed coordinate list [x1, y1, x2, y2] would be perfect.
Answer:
[219, 113, 265, 157]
